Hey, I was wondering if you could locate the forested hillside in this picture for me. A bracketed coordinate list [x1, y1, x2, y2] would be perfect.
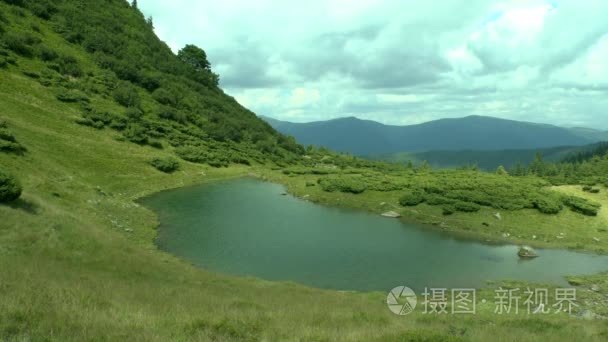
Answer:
[0, 0, 303, 168]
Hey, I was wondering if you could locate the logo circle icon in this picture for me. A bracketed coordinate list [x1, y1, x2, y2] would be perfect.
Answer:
[387, 286, 417, 315]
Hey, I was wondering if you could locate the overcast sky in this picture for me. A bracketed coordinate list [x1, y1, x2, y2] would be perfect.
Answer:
[139, 0, 608, 128]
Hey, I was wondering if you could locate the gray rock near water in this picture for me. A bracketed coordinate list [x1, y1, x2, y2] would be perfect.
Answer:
[518, 246, 539, 258]
[381, 211, 401, 218]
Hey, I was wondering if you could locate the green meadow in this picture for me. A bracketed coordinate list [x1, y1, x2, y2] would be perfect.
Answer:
[1, 1, 608, 340]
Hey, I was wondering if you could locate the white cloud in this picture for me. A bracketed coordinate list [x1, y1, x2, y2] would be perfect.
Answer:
[140, 0, 608, 129]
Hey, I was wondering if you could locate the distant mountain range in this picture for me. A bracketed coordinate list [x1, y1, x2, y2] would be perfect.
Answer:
[261, 115, 608, 156]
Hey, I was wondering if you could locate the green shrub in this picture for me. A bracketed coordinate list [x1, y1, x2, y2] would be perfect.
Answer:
[2, 32, 40, 57]
[122, 124, 149, 145]
[77, 110, 126, 130]
[0, 127, 16, 142]
[533, 197, 563, 215]
[30, 0, 58, 20]
[158, 107, 187, 123]
[318, 177, 367, 194]
[150, 157, 179, 173]
[113, 82, 140, 107]
[175, 145, 207, 163]
[582, 185, 593, 192]
[0, 122, 26, 154]
[399, 189, 426, 206]
[75, 117, 101, 129]
[48, 55, 83, 77]
[125, 107, 144, 121]
[563, 196, 600, 216]
[152, 88, 178, 106]
[0, 170, 22, 203]
[425, 193, 455, 205]
[56, 89, 89, 103]
[0, 141, 26, 154]
[175, 146, 231, 167]
[38, 45, 58, 61]
[454, 201, 481, 213]
[148, 140, 163, 149]
[22, 70, 40, 79]
[442, 205, 455, 215]
[589, 188, 600, 194]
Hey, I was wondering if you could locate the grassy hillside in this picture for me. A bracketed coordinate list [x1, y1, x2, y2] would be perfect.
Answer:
[2, 1, 608, 341]
[3, 72, 608, 340]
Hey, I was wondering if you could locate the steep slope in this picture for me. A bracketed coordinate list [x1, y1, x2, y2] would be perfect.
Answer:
[262, 115, 603, 155]
[0, 0, 303, 169]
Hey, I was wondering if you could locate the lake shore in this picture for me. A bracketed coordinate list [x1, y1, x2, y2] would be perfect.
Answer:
[256, 168, 608, 255]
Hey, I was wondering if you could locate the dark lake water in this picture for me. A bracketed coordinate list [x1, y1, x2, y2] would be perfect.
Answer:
[143, 178, 608, 292]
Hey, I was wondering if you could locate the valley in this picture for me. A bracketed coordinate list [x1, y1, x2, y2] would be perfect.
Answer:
[1, 1, 608, 341]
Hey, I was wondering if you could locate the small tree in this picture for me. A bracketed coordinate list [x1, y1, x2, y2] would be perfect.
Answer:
[131, 0, 138, 9]
[178, 44, 211, 72]
[496, 165, 509, 176]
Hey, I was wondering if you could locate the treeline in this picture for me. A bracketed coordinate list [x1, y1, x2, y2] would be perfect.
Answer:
[507, 151, 608, 186]
[561, 142, 608, 164]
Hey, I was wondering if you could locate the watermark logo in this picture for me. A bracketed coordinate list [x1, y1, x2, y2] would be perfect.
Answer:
[387, 286, 417, 315]
[387, 286, 578, 316]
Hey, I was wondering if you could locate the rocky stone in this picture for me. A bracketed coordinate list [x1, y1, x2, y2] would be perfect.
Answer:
[591, 284, 600, 292]
[381, 211, 401, 218]
[493, 212, 502, 220]
[518, 246, 539, 258]
[576, 310, 597, 320]
[593, 237, 601, 242]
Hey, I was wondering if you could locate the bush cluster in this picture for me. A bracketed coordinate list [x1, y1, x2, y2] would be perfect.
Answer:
[76, 110, 127, 130]
[318, 177, 367, 194]
[2, 31, 40, 57]
[175, 145, 250, 168]
[0, 170, 22, 203]
[563, 196, 600, 216]
[150, 157, 179, 173]
[56, 88, 89, 103]
[112, 82, 140, 108]
[582, 185, 600, 194]
[48, 55, 83, 77]
[532, 196, 563, 215]
[399, 190, 426, 206]
[0, 120, 26, 154]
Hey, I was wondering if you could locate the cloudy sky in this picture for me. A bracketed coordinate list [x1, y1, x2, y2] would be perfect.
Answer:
[139, 0, 608, 128]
